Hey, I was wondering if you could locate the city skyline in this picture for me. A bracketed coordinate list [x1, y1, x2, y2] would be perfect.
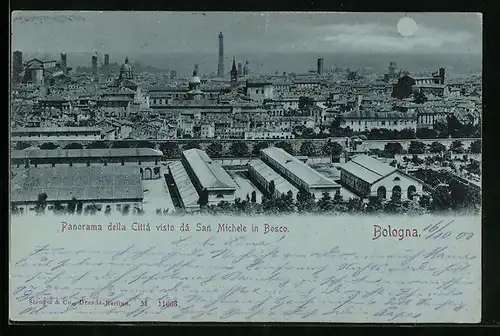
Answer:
[12, 12, 482, 55]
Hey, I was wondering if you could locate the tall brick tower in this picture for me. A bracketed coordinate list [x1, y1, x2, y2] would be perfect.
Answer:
[217, 32, 224, 77]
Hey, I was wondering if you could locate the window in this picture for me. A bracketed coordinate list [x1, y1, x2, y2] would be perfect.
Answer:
[393, 177, 400, 182]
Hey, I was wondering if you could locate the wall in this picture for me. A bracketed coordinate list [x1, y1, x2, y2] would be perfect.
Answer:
[12, 134, 101, 141]
[207, 189, 236, 205]
[370, 171, 423, 201]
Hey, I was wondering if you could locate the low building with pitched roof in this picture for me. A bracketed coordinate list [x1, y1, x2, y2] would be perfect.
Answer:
[181, 148, 237, 205]
[338, 154, 423, 201]
[260, 146, 340, 198]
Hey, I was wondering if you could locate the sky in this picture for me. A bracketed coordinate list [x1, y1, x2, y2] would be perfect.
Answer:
[11, 12, 482, 55]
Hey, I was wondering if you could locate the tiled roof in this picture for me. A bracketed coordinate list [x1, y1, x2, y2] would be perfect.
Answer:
[248, 160, 298, 196]
[11, 165, 143, 203]
[261, 147, 339, 188]
[182, 148, 237, 191]
[339, 154, 397, 184]
[168, 161, 199, 208]
[11, 148, 163, 160]
[12, 126, 101, 133]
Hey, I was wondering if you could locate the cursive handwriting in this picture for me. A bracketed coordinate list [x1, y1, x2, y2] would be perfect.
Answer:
[9, 219, 480, 323]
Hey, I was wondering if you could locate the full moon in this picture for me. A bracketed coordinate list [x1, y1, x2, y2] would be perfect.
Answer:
[397, 17, 418, 37]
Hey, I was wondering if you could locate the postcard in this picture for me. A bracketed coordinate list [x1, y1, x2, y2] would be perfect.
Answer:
[9, 11, 482, 323]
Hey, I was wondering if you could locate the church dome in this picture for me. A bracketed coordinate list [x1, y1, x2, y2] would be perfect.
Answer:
[120, 57, 133, 72]
[121, 63, 133, 72]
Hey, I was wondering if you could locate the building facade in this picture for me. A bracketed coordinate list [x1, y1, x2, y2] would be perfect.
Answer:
[260, 147, 340, 198]
[181, 148, 237, 205]
[338, 154, 423, 201]
[11, 127, 102, 141]
[11, 148, 163, 180]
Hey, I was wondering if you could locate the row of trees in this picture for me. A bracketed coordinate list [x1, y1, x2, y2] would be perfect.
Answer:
[196, 183, 479, 216]
[22, 174, 479, 217]
[382, 139, 481, 157]
[15, 194, 146, 216]
[327, 114, 480, 140]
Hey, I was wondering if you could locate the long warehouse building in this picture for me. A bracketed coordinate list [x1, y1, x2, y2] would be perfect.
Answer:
[260, 146, 341, 198]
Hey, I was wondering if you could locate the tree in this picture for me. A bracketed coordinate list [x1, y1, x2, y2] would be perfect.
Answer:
[450, 140, 464, 153]
[160, 142, 180, 159]
[184, 140, 201, 150]
[153, 167, 160, 176]
[272, 191, 296, 213]
[269, 180, 276, 198]
[318, 191, 333, 211]
[469, 140, 481, 154]
[16, 141, 31, 150]
[136, 140, 156, 149]
[408, 141, 426, 154]
[298, 96, 314, 111]
[230, 141, 249, 157]
[39, 142, 59, 150]
[252, 141, 269, 156]
[122, 204, 131, 215]
[322, 141, 343, 157]
[398, 128, 416, 139]
[112, 142, 131, 149]
[87, 141, 108, 149]
[206, 142, 224, 158]
[347, 198, 364, 212]
[36, 192, 48, 214]
[429, 141, 446, 154]
[53, 201, 65, 215]
[447, 115, 464, 137]
[299, 141, 317, 156]
[430, 185, 453, 211]
[384, 142, 403, 156]
[296, 187, 316, 213]
[333, 189, 343, 203]
[329, 116, 342, 133]
[76, 201, 84, 215]
[413, 92, 428, 104]
[251, 190, 257, 203]
[67, 197, 77, 214]
[198, 188, 209, 207]
[433, 122, 449, 138]
[274, 141, 295, 155]
[64, 142, 84, 150]
[366, 196, 383, 213]
[416, 128, 438, 139]
[105, 205, 112, 215]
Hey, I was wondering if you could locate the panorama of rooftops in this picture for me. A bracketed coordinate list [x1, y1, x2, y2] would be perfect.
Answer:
[10, 12, 481, 216]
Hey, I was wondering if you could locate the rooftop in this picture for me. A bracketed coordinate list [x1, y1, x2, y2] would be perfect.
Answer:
[182, 148, 237, 191]
[11, 126, 102, 133]
[11, 165, 143, 203]
[339, 154, 397, 184]
[248, 160, 299, 196]
[168, 161, 199, 208]
[413, 83, 447, 89]
[11, 148, 163, 160]
[343, 109, 417, 119]
[261, 147, 339, 188]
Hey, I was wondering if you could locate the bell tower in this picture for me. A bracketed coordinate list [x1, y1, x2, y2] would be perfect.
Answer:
[230, 57, 238, 88]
